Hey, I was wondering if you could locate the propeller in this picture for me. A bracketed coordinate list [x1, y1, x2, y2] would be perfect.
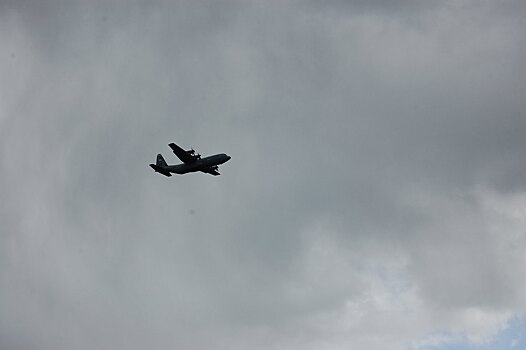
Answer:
[187, 148, 201, 159]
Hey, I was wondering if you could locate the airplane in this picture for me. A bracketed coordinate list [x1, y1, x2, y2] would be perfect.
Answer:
[149, 142, 231, 177]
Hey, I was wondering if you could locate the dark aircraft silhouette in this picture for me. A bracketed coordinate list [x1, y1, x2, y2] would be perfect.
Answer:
[149, 142, 231, 177]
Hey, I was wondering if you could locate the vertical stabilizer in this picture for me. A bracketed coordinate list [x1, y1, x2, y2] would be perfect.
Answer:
[156, 154, 168, 167]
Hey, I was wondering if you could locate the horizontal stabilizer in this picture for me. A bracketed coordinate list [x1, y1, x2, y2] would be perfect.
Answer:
[149, 164, 172, 177]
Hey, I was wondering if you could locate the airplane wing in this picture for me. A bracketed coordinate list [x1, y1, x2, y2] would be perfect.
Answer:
[201, 166, 220, 176]
[168, 142, 198, 164]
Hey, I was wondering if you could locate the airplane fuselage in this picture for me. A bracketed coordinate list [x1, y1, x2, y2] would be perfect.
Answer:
[165, 153, 230, 174]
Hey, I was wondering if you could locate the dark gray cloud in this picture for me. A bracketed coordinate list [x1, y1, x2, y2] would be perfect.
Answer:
[1, 1, 525, 349]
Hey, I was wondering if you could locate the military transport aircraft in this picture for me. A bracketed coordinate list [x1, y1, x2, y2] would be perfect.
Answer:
[149, 142, 231, 177]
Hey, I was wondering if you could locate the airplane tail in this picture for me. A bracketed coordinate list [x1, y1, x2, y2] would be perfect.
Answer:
[156, 154, 168, 167]
[150, 153, 171, 177]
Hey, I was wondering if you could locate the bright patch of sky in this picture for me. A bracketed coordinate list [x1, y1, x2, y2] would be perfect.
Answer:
[424, 316, 525, 350]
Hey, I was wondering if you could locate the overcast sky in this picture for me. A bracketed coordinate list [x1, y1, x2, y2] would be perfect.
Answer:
[1, 1, 525, 349]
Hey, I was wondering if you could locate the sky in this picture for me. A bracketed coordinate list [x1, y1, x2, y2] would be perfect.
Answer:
[1, 1, 525, 349]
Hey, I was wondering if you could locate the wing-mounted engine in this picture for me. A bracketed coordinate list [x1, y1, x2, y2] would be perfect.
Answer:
[187, 148, 201, 159]
[201, 165, 220, 176]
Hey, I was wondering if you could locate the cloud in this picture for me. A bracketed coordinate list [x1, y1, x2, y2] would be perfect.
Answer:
[1, 1, 525, 349]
